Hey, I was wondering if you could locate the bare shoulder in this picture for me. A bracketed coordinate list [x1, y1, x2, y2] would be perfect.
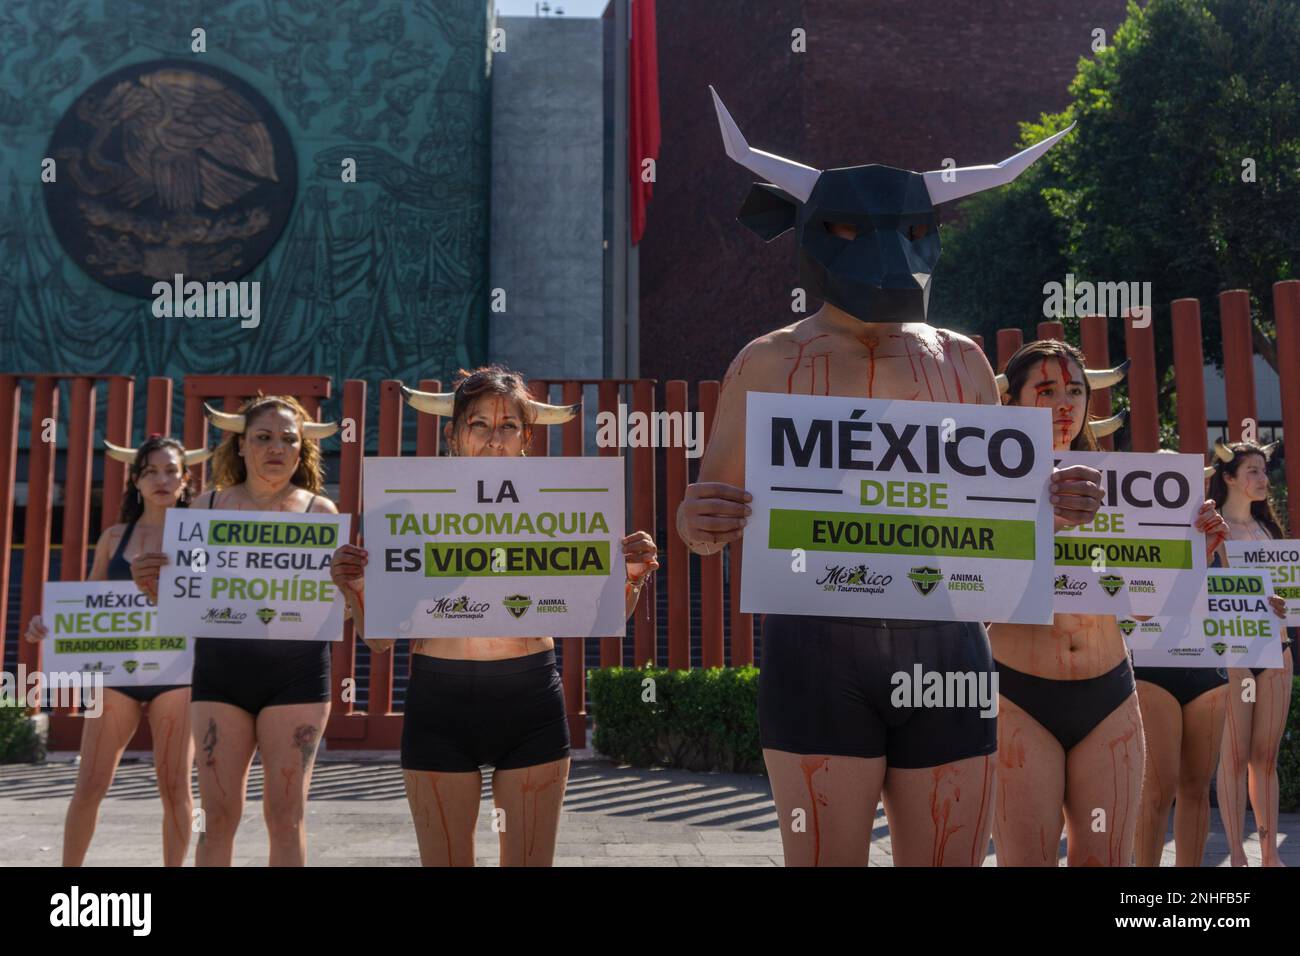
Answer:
[97, 523, 127, 549]
[308, 494, 339, 515]
[720, 320, 812, 391]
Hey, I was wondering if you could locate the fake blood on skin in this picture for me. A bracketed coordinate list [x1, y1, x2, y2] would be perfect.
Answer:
[785, 334, 831, 394]
[799, 755, 830, 865]
[929, 765, 964, 866]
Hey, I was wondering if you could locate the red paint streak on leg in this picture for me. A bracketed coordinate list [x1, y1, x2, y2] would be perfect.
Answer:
[429, 776, 453, 866]
[930, 766, 964, 866]
[281, 766, 294, 800]
[785, 334, 831, 393]
[971, 755, 991, 866]
[517, 764, 560, 861]
[1040, 825, 1049, 864]
[1108, 723, 1138, 866]
[799, 756, 830, 866]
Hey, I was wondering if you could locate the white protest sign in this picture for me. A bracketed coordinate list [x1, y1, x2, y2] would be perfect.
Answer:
[1226, 539, 1300, 625]
[1127, 571, 1283, 669]
[43, 581, 192, 687]
[740, 393, 1055, 624]
[1053, 452, 1208, 615]
[363, 456, 626, 638]
[156, 509, 348, 640]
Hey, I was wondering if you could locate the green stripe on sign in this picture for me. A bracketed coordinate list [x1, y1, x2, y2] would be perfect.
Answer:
[768, 509, 1036, 559]
[1054, 536, 1194, 569]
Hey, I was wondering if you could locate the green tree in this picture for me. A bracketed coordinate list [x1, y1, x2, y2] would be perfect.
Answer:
[932, 0, 1300, 414]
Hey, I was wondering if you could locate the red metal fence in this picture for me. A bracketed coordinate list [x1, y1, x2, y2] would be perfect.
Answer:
[4, 279, 1299, 751]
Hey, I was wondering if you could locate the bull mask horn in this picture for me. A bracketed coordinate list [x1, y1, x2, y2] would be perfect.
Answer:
[103, 439, 213, 466]
[203, 402, 339, 440]
[922, 123, 1075, 206]
[400, 385, 581, 425]
[1213, 439, 1235, 463]
[709, 86, 821, 204]
[1261, 440, 1281, 460]
[1088, 410, 1127, 438]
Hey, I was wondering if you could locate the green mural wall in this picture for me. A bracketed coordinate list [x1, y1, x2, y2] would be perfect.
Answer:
[0, 0, 491, 443]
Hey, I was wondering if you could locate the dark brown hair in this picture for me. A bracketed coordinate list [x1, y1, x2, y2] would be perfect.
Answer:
[119, 436, 194, 523]
[446, 365, 535, 454]
[209, 395, 325, 493]
[1001, 339, 1098, 451]
[1207, 441, 1285, 540]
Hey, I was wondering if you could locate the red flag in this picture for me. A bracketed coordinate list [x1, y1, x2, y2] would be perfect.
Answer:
[628, 0, 660, 245]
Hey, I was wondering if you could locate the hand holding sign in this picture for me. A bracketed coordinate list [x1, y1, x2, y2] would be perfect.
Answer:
[678, 482, 752, 553]
[1195, 500, 1229, 560]
[1049, 464, 1104, 529]
[131, 551, 169, 602]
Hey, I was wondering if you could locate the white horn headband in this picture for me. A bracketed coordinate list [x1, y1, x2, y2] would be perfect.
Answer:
[400, 384, 580, 425]
[104, 439, 213, 466]
[996, 357, 1131, 396]
[1088, 410, 1127, 438]
[203, 402, 339, 440]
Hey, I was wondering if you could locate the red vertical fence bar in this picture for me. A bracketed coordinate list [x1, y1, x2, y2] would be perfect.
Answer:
[0, 376, 19, 675]
[597, 381, 622, 668]
[61, 378, 96, 583]
[146, 377, 172, 438]
[698, 381, 723, 668]
[630, 379, 656, 666]
[1274, 281, 1300, 536]
[1171, 299, 1208, 456]
[1220, 290, 1258, 442]
[1079, 315, 1114, 451]
[367, 381, 403, 722]
[665, 381, 690, 670]
[996, 328, 1023, 373]
[102, 377, 134, 532]
[560, 381, 587, 746]
[1124, 314, 1160, 452]
[19, 378, 57, 684]
[330, 380, 366, 735]
[415, 378, 442, 457]
[1037, 321, 1064, 342]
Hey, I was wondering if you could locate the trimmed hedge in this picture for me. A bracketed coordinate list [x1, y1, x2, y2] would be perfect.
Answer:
[588, 665, 762, 774]
[0, 696, 43, 763]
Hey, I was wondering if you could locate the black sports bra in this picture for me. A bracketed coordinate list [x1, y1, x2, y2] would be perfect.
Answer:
[106, 520, 138, 581]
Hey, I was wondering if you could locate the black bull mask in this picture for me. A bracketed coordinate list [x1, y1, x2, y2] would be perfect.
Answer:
[711, 86, 1074, 323]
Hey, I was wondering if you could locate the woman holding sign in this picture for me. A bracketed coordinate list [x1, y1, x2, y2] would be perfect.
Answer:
[330, 365, 658, 867]
[1211, 440, 1294, 867]
[131, 396, 340, 866]
[25, 434, 205, 866]
[990, 340, 1229, 866]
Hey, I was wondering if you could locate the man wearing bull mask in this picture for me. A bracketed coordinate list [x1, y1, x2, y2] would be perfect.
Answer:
[676, 88, 1105, 867]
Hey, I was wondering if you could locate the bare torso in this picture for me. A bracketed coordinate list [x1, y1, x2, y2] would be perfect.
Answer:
[990, 614, 1126, 680]
[699, 309, 999, 490]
